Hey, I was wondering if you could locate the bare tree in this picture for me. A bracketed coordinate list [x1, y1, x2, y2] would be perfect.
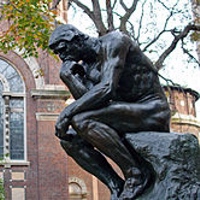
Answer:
[52, 0, 200, 71]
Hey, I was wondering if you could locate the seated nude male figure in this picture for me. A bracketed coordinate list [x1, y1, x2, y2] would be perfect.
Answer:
[49, 24, 171, 200]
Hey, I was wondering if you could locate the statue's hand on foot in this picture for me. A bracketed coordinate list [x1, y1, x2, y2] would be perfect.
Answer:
[111, 192, 119, 200]
[110, 179, 124, 200]
[119, 168, 149, 200]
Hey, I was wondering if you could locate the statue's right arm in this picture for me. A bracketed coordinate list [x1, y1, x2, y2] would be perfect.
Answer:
[60, 60, 89, 99]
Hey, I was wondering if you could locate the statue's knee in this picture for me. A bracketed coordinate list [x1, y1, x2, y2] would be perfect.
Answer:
[60, 140, 74, 156]
[71, 114, 90, 132]
[71, 114, 82, 127]
[60, 138, 90, 157]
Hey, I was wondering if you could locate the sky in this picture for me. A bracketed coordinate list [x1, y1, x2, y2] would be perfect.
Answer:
[67, 0, 200, 119]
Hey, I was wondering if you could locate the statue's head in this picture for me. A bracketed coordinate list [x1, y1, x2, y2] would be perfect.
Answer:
[49, 24, 87, 61]
[49, 24, 86, 49]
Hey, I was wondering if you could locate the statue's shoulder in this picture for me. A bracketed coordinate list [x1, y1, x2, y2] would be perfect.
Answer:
[100, 30, 129, 42]
[100, 31, 132, 51]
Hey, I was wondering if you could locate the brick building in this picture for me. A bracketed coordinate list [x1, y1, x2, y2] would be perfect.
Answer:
[166, 86, 200, 138]
[0, 48, 71, 199]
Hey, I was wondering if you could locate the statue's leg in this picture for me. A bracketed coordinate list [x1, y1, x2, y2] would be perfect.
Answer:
[72, 119, 138, 177]
[71, 100, 170, 199]
[71, 117, 148, 199]
[60, 130, 124, 198]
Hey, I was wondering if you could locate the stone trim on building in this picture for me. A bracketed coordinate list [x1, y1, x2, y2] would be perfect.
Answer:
[171, 112, 200, 128]
[31, 88, 70, 100]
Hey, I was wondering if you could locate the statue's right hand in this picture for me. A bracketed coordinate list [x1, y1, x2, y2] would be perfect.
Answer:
[61, 60, 84, 77]
[60, 60, 76, 79]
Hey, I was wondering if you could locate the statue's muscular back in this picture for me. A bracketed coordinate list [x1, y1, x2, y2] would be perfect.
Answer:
[98, 31, 167, 103]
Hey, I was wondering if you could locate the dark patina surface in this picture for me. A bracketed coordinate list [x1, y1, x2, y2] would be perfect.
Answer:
[48, 24, 200, 200]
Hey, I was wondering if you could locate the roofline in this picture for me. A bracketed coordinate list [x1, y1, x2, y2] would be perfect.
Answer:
[162, 85, 200, 101]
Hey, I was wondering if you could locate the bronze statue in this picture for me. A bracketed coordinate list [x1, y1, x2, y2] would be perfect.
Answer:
[49, 24, 171, 200]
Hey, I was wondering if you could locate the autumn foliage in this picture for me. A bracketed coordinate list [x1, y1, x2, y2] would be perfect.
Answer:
[0, 0, 57, 57]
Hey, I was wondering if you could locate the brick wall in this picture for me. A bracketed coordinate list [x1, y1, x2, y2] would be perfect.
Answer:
[0, 50, 70, 200]
[166, 86, 200, 137]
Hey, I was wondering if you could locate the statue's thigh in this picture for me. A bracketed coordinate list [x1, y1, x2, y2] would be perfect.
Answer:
[75, 102, 157, 133]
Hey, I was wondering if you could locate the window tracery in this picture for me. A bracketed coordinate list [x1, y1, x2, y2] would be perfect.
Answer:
[0, 58, 25, 161]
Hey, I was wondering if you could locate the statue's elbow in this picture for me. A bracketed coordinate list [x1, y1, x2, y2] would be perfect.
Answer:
[102, 82, 116, 98]
[60, 69, 71, 81]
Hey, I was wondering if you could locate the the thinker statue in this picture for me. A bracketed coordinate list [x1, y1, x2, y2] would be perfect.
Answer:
[49, 24, 171, 200]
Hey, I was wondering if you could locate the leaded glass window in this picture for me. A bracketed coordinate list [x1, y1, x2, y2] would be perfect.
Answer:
[0, 82, 4, 158]
[0, 58, 25, 161]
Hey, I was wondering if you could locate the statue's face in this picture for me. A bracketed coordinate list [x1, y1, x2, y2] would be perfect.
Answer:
[53, 40, 82, 62]
[52, 40, 70, 61]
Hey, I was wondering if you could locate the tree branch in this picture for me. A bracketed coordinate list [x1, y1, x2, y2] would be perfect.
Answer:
[155, 23, 200, 70]
[106, 0, 114, 31]
[119, 0, 128, 11]
[52, 0, 96, 26]
[70, 0, 95, 21]
[9, 1, 22, 12]
[142, 11, 173, 52]
[112, 0, 118, 10]
[51, 0, 62, 9]
[91, 0, 107, 35]
[119, 0, 139, 34]
[136, 0, 147, 43]
[142, 29, 171, 52]
[181, 41, 200, 66]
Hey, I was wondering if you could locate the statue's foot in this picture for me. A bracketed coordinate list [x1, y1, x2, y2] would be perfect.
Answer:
[111, 192, 119, 200]
[118, 179, 142, 200]
[110, 180, 124, 200]
[118, 168, 149, 200]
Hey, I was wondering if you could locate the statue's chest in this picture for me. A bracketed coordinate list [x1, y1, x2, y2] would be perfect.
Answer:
[83, 63, 101, 89]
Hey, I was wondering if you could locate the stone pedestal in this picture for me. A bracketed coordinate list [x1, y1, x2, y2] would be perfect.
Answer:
[125, 132, 200, 200]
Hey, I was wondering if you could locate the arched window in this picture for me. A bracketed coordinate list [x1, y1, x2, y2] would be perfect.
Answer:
[0, 58, 25, 161]
[69, 177, 87, 200]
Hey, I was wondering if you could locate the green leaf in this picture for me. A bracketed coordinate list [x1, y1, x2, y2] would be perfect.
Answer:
[0, 0, 56, 57]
